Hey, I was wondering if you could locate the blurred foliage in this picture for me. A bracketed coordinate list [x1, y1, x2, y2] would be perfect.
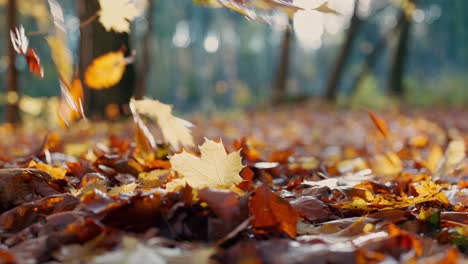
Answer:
[1, 0, 468, 120]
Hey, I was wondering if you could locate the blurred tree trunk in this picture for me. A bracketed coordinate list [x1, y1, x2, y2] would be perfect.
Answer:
[135, 0, 154, 99]
[324, 0, 360, 102]
[272, 23, 292, 105]
[5, 0, 20, 124]
[77, 0, 135, 119]
[387, 10, 412, 97]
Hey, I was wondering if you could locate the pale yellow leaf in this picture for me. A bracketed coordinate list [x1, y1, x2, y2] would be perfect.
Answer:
[98, 0, 140, 33]
[165, 178, 187, 193]
[108, 182, 139, 195]
[435, 139, 466, 178]
[131, 98, 194, 149]
[170, 139, 244, 189]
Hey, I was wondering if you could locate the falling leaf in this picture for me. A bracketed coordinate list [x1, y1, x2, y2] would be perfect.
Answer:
[10, 26, 44, 79]
[10, 26, 28, 54]
[57, 77, 85, 128]
[131, 98, 194, 149]
[24, 48, 44, 79]
[249, 184, 297, 238]
[129, 101, 156, 163]
[170, 139, 244, 189]
[98, 0, 140, 33]
[368, 111, 390, 138]
[84, 50, 129, 89]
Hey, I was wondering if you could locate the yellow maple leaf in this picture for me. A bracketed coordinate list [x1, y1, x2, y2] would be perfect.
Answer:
[98, 0, 140, 33]
[131, 98, 194, 149]
[84, 50, 127, 89]
[170, 139, 244, 189]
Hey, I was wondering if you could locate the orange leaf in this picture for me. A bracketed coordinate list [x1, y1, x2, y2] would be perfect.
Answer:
[57, 77, 85, 128]
[368, 111, 389, 138]
[10, 26, 44, 78]
[84, 50, 130, 89]
[24, 48, 44, 79]
[249, 184, 297, 238]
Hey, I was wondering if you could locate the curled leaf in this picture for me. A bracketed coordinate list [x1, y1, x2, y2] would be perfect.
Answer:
[131, 98, 194, 149]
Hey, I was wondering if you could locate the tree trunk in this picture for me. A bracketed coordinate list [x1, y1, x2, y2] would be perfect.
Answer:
[5, 0, 20, 124]
[77, 0, 135, 119]
[387, 10, 412, 97]
[272, 24, 292, 105]
[324, 0, 360, 102]
[135, 0, 154, 99]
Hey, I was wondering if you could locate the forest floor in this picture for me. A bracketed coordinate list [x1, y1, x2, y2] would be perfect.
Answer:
[0, 105, 466, 263]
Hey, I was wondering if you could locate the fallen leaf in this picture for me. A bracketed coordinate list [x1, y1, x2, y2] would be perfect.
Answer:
[435, 139, 466, 178]
[108, 182, 139, 195]
[170, 139, 243, 189]
[249, 184, 297, 238]
[131, 98, 194, 149]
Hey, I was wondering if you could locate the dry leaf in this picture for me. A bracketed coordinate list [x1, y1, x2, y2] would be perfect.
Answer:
[10, 26, 44, 79]
[131, 98, 194, 149]
[84, 50, 128, 89]
[368, 111, 390, 139]
[10, 26, 28, 54]
[108, 182, 139, 195]
[29, 161, 67, 180]
[57, 77, 85, 128]
[435, 139, 466, 178]
[98, 0, 140, 33]
[130, 101, 156, 163]
[249, 184, 298, 238]
[170, 139, 244, 189]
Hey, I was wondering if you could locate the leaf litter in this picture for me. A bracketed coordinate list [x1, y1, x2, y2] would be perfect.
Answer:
[0, 105, 467, 263]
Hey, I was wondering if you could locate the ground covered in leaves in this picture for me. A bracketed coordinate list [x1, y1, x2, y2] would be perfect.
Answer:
[0, 105, 467, 263]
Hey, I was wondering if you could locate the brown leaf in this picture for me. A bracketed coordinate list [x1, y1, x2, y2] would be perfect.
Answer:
[368, 111, 390, 139]
[249, 184, 297, 238]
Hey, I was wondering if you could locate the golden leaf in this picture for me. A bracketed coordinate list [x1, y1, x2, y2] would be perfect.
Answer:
[131, 98, 194, 149]
[170, 139, 244, 189]
[29, 161, 67, 180]
[84, 50, 127, 89]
